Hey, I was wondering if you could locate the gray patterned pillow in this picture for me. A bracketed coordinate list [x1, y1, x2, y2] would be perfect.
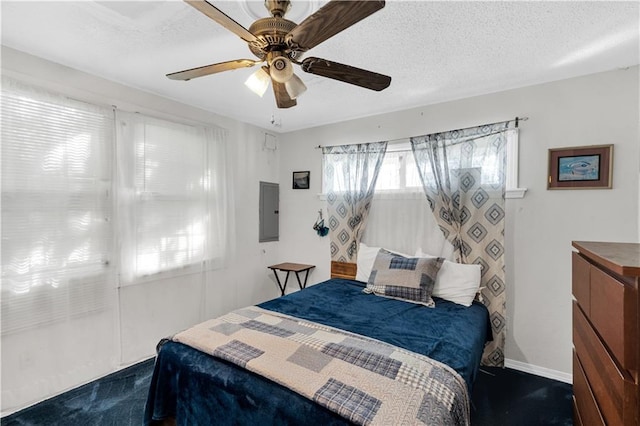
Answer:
[364, 250, 444, 307]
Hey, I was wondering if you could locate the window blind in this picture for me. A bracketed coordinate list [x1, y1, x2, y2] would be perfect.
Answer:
[1, 77, 114, 334]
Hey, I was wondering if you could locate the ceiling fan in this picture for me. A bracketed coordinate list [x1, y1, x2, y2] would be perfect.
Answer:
[167, 0, 391, 108]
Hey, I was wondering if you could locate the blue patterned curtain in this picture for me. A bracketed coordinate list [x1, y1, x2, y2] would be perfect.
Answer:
[411, 122, 512, 367]
[322, 142, 387, 262]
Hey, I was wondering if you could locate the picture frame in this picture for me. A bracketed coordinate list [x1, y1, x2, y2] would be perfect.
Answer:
[547, 144, 613, 189]
[292, 171, 310, 189]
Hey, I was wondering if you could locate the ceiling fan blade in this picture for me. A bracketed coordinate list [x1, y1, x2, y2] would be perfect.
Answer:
[185, 0, 257, 43]
[272, 81, 297, 108]
[286, 0, 385, 51]
[167, 59, 259, 81]
[301, 57, 391, 91]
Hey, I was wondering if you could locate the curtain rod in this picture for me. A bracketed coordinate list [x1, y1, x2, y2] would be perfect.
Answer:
[314, 116, 528, 149]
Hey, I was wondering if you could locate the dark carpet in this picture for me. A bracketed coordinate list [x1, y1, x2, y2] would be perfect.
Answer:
[471, 367, 573, 425]
[2, 361, 572, 425]
[1, 358, 155, 426]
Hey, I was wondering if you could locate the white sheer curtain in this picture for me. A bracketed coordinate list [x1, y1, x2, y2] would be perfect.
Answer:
[1, 76, 116, 334]
[0, 76, 234, 411]
[116, 111, 230, 286]
[322, 142, 387, 262]
[361, 149, 454, 258]
[1, 80, 232, 329]
[411, 122, 512, 367]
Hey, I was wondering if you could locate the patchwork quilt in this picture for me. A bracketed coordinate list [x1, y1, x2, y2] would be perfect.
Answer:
[173, 306, 470, 426]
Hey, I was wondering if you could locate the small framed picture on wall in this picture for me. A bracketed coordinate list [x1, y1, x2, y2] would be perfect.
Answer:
[548, 144, 613, 189]
[292, 171, 310, 189]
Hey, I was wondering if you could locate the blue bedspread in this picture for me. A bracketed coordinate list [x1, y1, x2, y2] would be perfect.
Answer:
[144, 279, 491, 425]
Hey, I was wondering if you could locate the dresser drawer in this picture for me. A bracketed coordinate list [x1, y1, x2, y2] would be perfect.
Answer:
[590, 266, 637, 371]
[572, 252, 591, 316]
[572, 397, 583, 426]
[573, 350, 604, 426]
[573, 302, 632, 425]
[572, 397, 582, 426]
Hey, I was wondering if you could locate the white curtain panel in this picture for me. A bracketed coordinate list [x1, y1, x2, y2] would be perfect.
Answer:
[1, 76, 121, 410]
[1, 76, 116, 335]
[115, 111, 230, 286]
[411, 122, 513, 367]
[0, 76, 233, 410]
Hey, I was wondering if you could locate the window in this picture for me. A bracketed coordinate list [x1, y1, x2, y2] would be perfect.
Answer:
[1, 78, 114, 334]
[1, 78, 231, 334]
[372, 144, 422, 191]
[117, 112, 229, 283]
[323, 131, 524, 198]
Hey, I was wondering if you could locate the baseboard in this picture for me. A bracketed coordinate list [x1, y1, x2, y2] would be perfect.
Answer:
[504, 358, 573, 384]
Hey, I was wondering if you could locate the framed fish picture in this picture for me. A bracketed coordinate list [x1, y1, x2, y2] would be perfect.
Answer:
[548, 144, 613, 189]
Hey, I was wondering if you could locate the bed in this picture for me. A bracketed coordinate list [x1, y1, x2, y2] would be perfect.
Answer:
[144, 261, 491, 425]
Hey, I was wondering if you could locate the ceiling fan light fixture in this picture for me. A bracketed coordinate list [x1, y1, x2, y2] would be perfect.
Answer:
[170, 0, 391, 108]
[244, 67, 271, 97]
[284, 73, 307, 99]
[269, 57, 294, 83]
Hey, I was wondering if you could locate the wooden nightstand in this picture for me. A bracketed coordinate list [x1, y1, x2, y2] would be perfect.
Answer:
[268, 263, 315, 296]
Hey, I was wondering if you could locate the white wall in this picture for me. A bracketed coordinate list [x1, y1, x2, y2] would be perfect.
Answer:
[278, 66, 640, 378]
[0, 47, 285, 413]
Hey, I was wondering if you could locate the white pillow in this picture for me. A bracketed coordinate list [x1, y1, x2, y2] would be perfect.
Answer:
[355, 243, 412, 283]
[415, 248, 482, 307]
[355, 243, 380, 282]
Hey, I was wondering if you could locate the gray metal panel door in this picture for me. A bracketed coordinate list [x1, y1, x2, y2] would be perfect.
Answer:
[259, 181, 279, 242]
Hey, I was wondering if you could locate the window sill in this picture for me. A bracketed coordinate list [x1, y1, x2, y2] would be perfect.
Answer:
[505, 188, 528, 199]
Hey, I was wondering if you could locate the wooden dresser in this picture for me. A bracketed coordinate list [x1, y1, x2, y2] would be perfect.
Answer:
[572, 241, 639, 426]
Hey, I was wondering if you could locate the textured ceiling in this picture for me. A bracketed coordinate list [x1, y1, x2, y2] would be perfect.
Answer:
[2, 1, 638, 133]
